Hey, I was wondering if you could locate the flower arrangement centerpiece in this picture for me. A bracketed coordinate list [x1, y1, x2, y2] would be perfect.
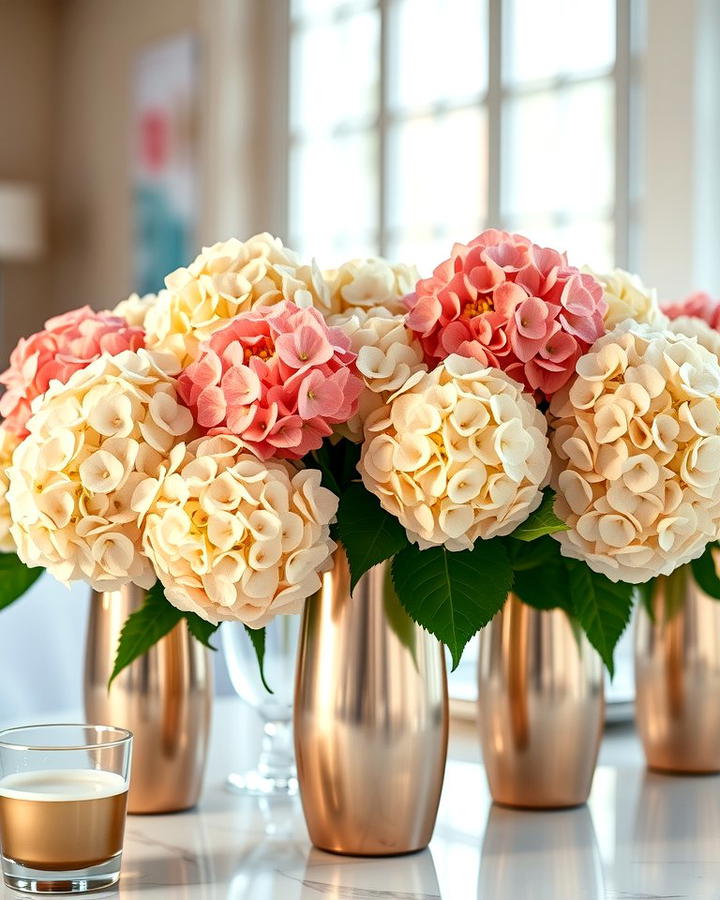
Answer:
[2, 229, 720, 688]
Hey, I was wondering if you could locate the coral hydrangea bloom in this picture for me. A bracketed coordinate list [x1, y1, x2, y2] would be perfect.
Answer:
[406, 229, 607, 399]
[662, 291, 720, 330]
[0, 306, 145, 436]
[144, 234, 328, 365]
[178, 301, 363, 460]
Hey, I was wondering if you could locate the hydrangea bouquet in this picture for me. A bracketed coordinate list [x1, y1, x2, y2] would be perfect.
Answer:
[2, 230, 720, 681]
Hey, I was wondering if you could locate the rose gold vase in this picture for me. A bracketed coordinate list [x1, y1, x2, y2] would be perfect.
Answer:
[635, 564, 720, 773]
[294, 548, 449, 856]
[84, 585, 213, 814]
[477, 595, 604, 809]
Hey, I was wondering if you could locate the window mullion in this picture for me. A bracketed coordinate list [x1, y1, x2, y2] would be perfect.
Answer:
[487, 0, 503, 229]
[614, 0, 633, 269]
[378, 0, 390, 256]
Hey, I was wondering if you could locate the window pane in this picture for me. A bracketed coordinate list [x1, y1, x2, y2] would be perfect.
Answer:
[504, 216, 614, 270]
[388, 0, 488, 113]
[292, 0, 374, 21]
[502, 79, 614, 222]
[290, 132, 379, 261]
[387, 107, 487, 237]
[504, 0, 615, 85]
[290, 8, 380, 136]
[386, 229, 471, 276]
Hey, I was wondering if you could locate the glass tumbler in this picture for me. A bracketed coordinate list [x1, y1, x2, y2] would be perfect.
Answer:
[222, 616, 300, 796]
[0, 724, 132, 894]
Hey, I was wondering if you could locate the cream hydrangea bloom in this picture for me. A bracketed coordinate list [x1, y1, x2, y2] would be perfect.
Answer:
[7, 349, 194, 590]
[323, 258, 418, 317]
[359, 354, 551, 551]
[111, 292, 157, 328]
[144, 234, 328, 365]
[138, 434, 338, 627]
[666, 314, 720, 358]
[328, 306, 427, 441]
[0, 426, 21, 552]
[550, 322, 720, 583]
[586, 267, 662, 330]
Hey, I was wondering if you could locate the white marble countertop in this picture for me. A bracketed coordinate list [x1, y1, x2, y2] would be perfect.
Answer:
[2, 699, 717, 899]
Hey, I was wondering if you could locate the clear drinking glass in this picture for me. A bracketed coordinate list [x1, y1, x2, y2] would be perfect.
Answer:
[0, 724, 132, 894]
[222, 616, 300, 796]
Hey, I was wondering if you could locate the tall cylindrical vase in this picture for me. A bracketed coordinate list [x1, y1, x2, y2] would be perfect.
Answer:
[84, 585, 213, 814]
[635, 564, 720, 773]
[478, 595, 604, 809]
[294, 548, 449, 856]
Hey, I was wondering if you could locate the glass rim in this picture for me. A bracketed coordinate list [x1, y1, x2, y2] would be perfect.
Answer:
[0, 723, 133, 752]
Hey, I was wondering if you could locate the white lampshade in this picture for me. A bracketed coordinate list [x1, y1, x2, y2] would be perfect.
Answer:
[0, 182, 44, 261]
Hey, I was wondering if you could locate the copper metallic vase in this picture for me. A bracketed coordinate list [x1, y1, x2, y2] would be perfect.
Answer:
[84, 585, 213, 814]
[294, 548, 449, 856]
[635, 564, 720, 773]
[477, 595, 604, 809]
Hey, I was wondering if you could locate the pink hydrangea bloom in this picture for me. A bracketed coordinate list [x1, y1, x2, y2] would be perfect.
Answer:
[0, 306, 145, 436]
[405, 229, 608, 399]
[662, 291, 720, 329]
[178, 301, 363, 460]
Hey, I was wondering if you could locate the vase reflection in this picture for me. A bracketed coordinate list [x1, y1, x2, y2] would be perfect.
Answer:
[629, 771, 720, 897]
[478, 804, 604, 900]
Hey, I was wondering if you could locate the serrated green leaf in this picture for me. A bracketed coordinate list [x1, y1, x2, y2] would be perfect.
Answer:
[512, 490, 568, 542]
[391, 539, 512, 670]
[691, 544, 720, 600]
[0, 554, 44, 611]
[109, 584, 182, 686]
[336, 483, 409, 591]
[244, 625, 273, 694]
[184, 612, 219, 649]
[564, 559, 634, 676]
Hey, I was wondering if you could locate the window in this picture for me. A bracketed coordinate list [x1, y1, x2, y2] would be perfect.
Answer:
[288, 0, 641, 275]
[288, 0, 642, 708]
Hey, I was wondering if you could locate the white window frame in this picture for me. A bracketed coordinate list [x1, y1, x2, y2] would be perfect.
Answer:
[284, 0, 643, 272]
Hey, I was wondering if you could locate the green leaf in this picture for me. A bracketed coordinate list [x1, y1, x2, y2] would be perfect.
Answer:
[511, 490, 568, 542]
[0, 554, 44, 612]
[244, 625, 273, 694]
[691, 543, 720, 600]
[336, 483, 409, 592]
[309, 444, 341, 496]
[109, 583, 182, 686]
[504, 533, 559, 572]
[382, 565, 417, 668]
[635, 579, 656, 622]
[564, 559, 634, 677]
[512, 541, 574, 613]
[392, 539, 512, 670]
[183, 612, 219, 649]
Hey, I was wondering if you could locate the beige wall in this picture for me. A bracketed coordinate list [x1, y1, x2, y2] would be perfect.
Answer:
[0, 0, 57, 358]
[0, 0, 282, 359]
[51, 0, 199, 315]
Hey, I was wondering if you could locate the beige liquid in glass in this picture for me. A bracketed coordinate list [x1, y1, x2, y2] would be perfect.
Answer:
[0, 769, 128, 871]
